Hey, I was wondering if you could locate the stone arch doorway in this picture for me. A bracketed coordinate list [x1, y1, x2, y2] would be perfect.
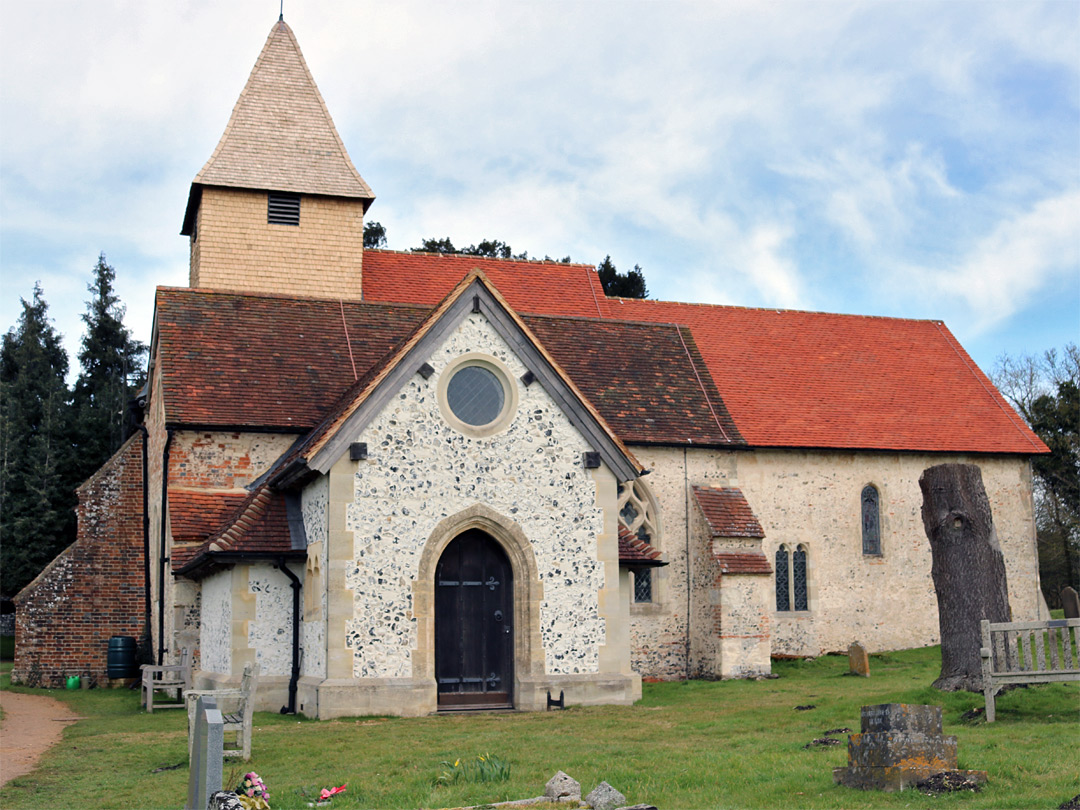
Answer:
[434, 529, 514, 709]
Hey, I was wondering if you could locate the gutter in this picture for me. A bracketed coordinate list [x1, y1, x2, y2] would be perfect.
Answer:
[276, 557, 302, 715]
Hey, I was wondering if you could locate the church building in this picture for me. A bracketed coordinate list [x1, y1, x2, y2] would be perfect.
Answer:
[14, 19, 1048, 718]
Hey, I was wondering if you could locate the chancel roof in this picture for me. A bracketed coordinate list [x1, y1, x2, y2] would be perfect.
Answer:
[601, 297, 1046, 454]
[182, 20, 373, 234]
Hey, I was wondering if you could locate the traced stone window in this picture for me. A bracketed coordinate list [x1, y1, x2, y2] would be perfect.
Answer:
[775, 545, 790, 611]
[446, 365, 505, 426]
[268, 191, 300, 226]
[633, 569, 653, 603]
[775, 543, 809, 612]
[618, 479, 658, 544]
[861, 484, 881, 555]
[619, 479, 660, 604]
[792, 544, 808, 611]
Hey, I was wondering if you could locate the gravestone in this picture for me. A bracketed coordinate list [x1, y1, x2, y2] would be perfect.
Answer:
[584, 781, 627, 810]
[186, 696, 224, 810]
[848, 642, 870, 677]
[545, 770, 581, 801]
[1062, 587, 1080, 619]
[833, 703, 987, 792]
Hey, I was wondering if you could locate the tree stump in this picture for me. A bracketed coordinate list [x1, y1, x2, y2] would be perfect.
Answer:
[919, 463, 1011, 692]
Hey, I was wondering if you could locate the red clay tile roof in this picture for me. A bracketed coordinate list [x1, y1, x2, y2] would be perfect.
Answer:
[157, 256, 1047, 455]
[618, 525, 666, 567]
[155, 287, 428, 429]
[153, 285, 735, 448]
[601, 298, 1046, 454]
[173, 485, 295, 574]
[522, 316, 741, 446]
[714, 553, 773, 575]
[272, 271, 644, 482]
[693, 486, 765, 538]
[169, 490, 247, 544]
[362, 250, 608, 318]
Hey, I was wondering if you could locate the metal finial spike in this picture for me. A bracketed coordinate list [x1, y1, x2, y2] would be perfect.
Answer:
[279, 0, 284, 21]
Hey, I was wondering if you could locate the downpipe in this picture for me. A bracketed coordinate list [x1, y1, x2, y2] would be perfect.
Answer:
[277, 558, 302, 715]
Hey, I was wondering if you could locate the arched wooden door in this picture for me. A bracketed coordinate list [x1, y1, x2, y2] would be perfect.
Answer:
[435, 529, 514, 709]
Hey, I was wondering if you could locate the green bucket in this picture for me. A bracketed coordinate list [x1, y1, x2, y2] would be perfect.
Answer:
[66, 675, 81, 690]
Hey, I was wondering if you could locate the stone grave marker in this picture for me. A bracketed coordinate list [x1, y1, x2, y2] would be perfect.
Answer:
[544, 770, 581, 801]
[833, 703, 987, 792]
[186, 696, 224, 810]
[848, 641, 870, 677]
[1062, 586, 1080, 619]
[584, 781, 627, 810]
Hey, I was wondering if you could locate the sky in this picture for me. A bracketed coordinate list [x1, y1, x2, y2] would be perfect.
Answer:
[1, 1, 1077, 381]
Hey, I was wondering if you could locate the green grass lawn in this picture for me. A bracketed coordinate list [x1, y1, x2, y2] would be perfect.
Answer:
[1, 646, 1076, 809]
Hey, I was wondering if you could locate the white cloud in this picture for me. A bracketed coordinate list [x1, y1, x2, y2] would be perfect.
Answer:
[0, 0, 1076, 376]
[921, 191, 1080, 334]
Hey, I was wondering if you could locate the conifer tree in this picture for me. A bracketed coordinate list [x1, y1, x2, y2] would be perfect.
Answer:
[597, 255, 648, 298]
[70, 254, 147, 485]
[0, 284, 76, 595]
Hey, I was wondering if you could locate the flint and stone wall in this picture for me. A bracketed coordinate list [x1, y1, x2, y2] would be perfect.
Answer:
[308, 311, 635, 718]
[628, 445, 1041, 675]
[13, 436, 147, 687]
[195, 561, 302, 712]
[739, 449, 1040, 657]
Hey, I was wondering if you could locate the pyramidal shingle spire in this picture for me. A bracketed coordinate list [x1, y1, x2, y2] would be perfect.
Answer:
[183, 19, 373, 232]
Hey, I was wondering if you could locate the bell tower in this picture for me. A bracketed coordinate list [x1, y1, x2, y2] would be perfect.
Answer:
[181, 19, 374, 299]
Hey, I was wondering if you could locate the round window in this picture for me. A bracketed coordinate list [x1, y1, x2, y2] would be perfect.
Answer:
[438, 354, 518, 437]
[446, 364, 506, 426]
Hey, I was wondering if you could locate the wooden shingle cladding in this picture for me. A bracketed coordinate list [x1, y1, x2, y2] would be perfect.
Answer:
[181, 20, 372, 235]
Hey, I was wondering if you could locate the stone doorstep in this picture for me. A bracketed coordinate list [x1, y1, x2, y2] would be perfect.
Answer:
[833, 766, 989, 793]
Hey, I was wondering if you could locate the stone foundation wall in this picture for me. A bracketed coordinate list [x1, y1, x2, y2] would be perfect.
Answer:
[12, 436, 147, 686]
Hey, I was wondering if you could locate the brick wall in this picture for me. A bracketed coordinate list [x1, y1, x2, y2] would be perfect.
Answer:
[12, 435, 147, 687]
[189, 186, 365, 299]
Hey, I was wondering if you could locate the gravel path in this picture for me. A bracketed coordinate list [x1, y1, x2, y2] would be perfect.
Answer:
[0, 690, 80, 786]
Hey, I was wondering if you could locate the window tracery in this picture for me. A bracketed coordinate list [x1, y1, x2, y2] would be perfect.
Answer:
[775, 543, 809, 612]
[619, 479, 660, 604]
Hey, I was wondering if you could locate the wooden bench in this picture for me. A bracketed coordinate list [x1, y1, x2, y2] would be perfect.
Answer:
[140, 647, 192, 712]
[185, 661, 260, 760]
[980, 618, 1080, 722]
